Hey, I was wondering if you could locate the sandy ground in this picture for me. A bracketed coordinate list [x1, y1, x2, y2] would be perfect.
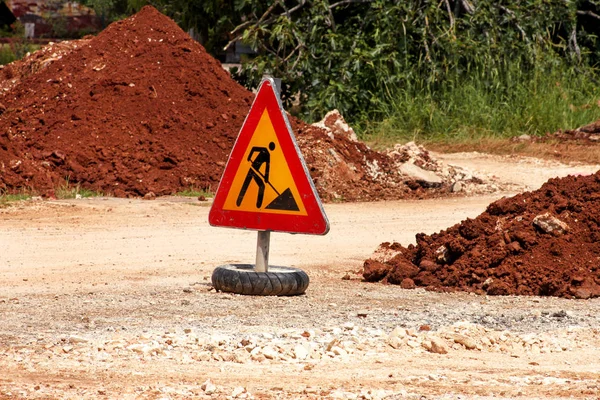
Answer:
[1, 153, 600, 399]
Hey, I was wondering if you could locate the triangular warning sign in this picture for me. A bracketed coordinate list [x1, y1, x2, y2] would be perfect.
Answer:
[209, 78, 329, 235]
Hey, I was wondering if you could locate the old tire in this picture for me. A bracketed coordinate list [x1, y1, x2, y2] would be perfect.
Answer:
[211, 264, 309, 296]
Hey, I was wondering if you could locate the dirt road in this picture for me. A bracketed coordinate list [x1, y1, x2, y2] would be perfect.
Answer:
[1, 153, 599, 399]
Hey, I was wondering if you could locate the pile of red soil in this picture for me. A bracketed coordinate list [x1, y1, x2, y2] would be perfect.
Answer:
[523, 119, 600, 145]
[0, 6, 421, 201]
[545, 120, 600, 144]
[363, 171, 600, 299]
[0, 7, 256, 197]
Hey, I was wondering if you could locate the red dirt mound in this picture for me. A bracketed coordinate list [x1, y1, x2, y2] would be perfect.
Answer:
[545, 119, 600, 144]
[517, 119, 600, 145]
[363, 171, 600, 299]
[0, 6, 252, 197]
[0, 6, 430, 201]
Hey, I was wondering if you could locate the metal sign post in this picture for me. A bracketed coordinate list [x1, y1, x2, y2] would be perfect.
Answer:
[254, 76, 278, 274]
[255, 230, 270, 272]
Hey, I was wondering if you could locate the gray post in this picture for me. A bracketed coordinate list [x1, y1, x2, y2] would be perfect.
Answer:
[272, 78, 282, 94]
[264, 74, 281, 95]
[254, 74, 278, 273]
[255, 231, 271, 272]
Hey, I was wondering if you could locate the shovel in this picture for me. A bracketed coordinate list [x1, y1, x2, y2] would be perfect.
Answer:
[251, 166, 300, 211]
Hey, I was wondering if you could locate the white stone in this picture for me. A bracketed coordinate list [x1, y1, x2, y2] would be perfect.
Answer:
[311, 110, 358, 142]
[370, 245, 403, 263]
[435, 245, 449, 263]
[453, 334, 477, 350]
[532, 213, 569, 234]
[127, 344, 145, 354]
[399, 163, 443, 187]
[209, 334, 228, 346]
[331, 346, 347, 356]
[194, 351, 211, 361]
[68, 335, 88, 344]
[201, 379, 216, 395]
[293, 344, 309, 360]
[261, 346, 278, 360]
[451, 181, 463, 192]
[387, 336, 402, 349]
[422, 337, 449, 354]
[389, 326, 406, 339]
[326, 338, 339, 352]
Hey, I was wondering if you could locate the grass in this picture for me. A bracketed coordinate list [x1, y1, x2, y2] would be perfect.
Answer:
[0, 42, 40, 65]
[425, 138, 600, 164]
[361, 60, 600, 150]
[176, 187, 213, 198]
[55, 179, 103, 199]
[0, 191, 31, 207]
[1, 181, 210, 206]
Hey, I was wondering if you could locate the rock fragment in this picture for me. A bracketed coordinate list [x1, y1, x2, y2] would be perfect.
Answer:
[532, 212, 569, 235]
[452, 334, 478, 350]
[201, 380, 216, 395]
[422, 337, 449, 354]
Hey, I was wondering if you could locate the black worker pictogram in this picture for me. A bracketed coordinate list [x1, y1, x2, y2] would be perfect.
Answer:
[235, 142, 300, 211]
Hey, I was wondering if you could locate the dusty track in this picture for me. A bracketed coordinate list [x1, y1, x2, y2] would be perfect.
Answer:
[1, 153, 600, 399]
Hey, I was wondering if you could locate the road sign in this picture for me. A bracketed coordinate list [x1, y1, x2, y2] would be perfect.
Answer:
[209, 78, 329, 235]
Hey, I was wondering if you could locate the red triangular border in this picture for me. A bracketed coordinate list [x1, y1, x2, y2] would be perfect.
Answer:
[209, 78, 329, 235]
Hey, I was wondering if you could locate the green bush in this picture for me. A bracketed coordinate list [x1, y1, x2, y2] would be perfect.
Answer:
[367, 58, 600, 142]
[230, 0, 600, 135]
[0, 45, 17, 65]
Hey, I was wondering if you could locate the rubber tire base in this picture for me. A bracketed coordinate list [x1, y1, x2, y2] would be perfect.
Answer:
[211, 264, 309, 296]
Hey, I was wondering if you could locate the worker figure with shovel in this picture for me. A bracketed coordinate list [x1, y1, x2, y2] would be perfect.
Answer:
[236, 142, 276, 208]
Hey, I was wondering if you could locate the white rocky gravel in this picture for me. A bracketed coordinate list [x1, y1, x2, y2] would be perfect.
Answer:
[2, 184, 600, 399]
[2, 281, 600, 399]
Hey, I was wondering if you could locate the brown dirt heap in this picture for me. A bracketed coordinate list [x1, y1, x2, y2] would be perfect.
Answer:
[363, 171, 600, 299]
[0, 6, 499, 201]
[0, 6, 254, 198]
[543, 119, 600, 144]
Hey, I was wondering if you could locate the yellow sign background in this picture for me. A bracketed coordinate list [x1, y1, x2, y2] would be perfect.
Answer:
[222, 110, 307, 216]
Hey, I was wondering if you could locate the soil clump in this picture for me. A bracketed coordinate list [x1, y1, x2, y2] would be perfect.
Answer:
[516, 118, 600, 145]
[546, 119, 600, 144]
[0, 7, 499, 201]
[363, 171, 600, 299]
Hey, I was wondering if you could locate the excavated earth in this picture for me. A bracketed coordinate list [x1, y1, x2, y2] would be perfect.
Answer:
[537, 118, 600, 144]
[0, 6, 496, 202]
[364, 171, 600, 299]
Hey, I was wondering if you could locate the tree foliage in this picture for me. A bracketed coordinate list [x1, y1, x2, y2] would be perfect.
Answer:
[93, 0, 271, 56]
[229, 0, 600, 122]
[75, 0, 135, 27]
[78, 0, 600, 125]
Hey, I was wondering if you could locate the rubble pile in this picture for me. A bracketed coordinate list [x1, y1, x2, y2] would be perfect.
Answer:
[0, 321, 591, 398]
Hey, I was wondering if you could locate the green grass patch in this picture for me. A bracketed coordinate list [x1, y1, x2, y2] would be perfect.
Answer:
[176, 187, 213, 198]
[0, 42, 40, 65]
[361, 60, 600, 146]
[0, 191, 31, 207]
[55, 179, 103, 199]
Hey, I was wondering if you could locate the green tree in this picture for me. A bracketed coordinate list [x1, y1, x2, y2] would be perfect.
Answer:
[229, 0, 600, 122]
[77, 0, 139, 27]
[123, 0, 271, 56]
[76, 0, 600, 126]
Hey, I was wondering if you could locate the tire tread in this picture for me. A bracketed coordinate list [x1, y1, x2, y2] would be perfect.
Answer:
[212, 265, 309, 296]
